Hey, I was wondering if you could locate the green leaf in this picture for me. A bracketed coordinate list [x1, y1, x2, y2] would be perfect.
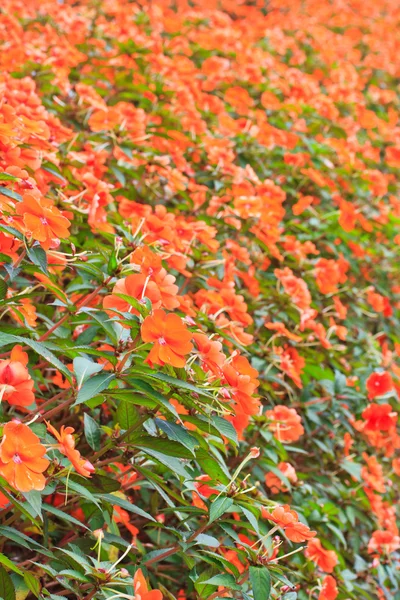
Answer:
[23, 572, 40, 597]
[134, 436, 194, 459]
[196, 448, 230, 484]
[0, 278, 8, 301]
[107, 250, 118, 274]
[203, 574, 241, 591]
[83, 413, 101, 451]
[211, 416, 238, 444]
[116, 399, 141, 433]
[0, 554, 22, 576]
[0, 187, 22, 202]
[147, 372, 213, 398]
[249, 566, 271, 600]
[0, 333, 72, 381]
[74, 373, 116, 405]
[0, 565, 16, 600]
[27, 245, 48, 274]
[0, 488, 41, 528]
[155, 418, 199, 454]
[341, 459, 362, 481]
[43, 503, 89, 530]
[22, 491, 42, 521]
[73, 356, 104, 389]
[0, 173, 18, 182]
[208, 496, 233, 524]
[100, 493, 156, 522]
[126, 378, 179, 419]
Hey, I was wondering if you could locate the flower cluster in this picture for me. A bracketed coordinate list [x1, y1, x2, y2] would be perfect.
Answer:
[0, 0, 398, 599]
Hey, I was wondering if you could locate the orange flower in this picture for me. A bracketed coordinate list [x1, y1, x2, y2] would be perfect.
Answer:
[141, 309, 193, 368]
[305, 538, 338, 573]
[0, 421, 49, 492]
[368, 530, 400, 555]
[319, 576, 338, 600]
[0, 345, 35, 407]
[265, 462, 297, 493]
[103, 274, 162, 319]
[263, 505, 316, 542]
[16, 192, 71, 249]
[133, 568, 162, 600]
[46, 422, 95, 477]
[266, 406, 304, 443]
[366, 372, 393, 399]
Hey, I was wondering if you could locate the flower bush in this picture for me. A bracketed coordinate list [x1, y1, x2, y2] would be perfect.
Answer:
[0, 0, 399, 599]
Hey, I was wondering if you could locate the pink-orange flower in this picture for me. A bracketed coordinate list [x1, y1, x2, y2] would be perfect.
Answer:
[265, 462, 297, 493]
[266, 406, 304, 442]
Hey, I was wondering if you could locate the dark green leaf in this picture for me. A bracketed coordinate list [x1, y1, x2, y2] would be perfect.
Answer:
[74, 373, 116, 405]
[249, 566, 271, 600]
[83, 413, 101, 451]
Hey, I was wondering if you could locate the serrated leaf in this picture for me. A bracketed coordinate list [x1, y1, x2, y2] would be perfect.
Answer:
[211, 416, 237, 444]
[208, 496, 233, 524]
[27, 245, 48, 274]
[155, 418, 199, 454]
[83, 413, 101, 451]
[74, 372, 115, 405]
[249, 566, 271, 600]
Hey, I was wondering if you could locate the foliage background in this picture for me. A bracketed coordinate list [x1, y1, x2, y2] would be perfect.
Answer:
[0, 0, 399, 599]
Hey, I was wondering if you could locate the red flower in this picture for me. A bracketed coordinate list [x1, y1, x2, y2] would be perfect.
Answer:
[319, 576, 338, 600]
[366, 372, 393, 399]
[361, 403, 397, 431]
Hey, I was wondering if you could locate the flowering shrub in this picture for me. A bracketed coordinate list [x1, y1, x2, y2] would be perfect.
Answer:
[0, 0, 399, 599]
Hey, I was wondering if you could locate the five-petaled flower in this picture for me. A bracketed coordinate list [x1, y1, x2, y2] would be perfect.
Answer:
[0, 421, 49, 492]
[141, 309, 193, 368]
